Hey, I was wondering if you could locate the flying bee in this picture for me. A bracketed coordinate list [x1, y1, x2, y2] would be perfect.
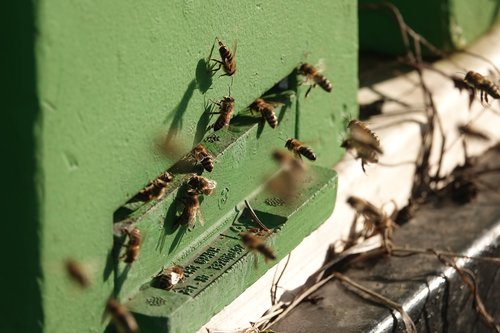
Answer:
[210, 95, 235, 131]
[177, 189, 204, 230]
[155, 265, 185, 290]
[463, 70, 500, 105]
[192, 144, 214, 172]
[187, 175, 217, 196]
[139, 171, 174, 201]
[121, 228, 141, 264]
[272, 149, 306, 171]
[268, 149, 307, 202]
[341, 119, 383, 172]
[249, 98, 278, 128]
[240, 231, 276, 262]
[346, 196, 396, 254]
[298, 62, 332, 98]
[209, 37, 237, 77]
[106, 298, 139, 333]
[65, 259, 90, 288]
[285, 138, 317, 161]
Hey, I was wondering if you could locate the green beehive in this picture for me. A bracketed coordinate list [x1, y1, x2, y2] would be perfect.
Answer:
[4, 1, 357, 332]
[360, 0, 500, 55]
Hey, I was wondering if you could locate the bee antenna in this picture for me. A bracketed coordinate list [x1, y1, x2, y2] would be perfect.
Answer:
[228, 85, 231, 97]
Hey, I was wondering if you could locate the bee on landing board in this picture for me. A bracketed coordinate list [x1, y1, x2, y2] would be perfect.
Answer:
[155, 265, 185, 290]
[463, 70, 500, 105]
[240, 231, 276, 262]
[139, 171, 173, 201]
[106, 298, 139, 333]
[249, 98, 278, 129]
[285, 138, 317, 161]
[209, 37, 237, 77]
[121, 228, 141, 263]
[65, 259, 90, 288]
[187, 175, 217, 196]
[341, 119, 383, 172]
[177, 189, 204, 230]
[209, 95, 235, 131]
[298, 62, 332, 98]
[192, 144, 214, 172]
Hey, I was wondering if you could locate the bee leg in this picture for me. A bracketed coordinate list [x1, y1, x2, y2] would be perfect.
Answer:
[361, 160, 367, 174]
[304, 84, 315, 98]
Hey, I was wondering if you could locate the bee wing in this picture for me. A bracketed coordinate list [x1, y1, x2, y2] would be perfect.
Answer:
[349, 123, 383, 154]
[315, 58, 326, 73]
[197, 207, 205, 227]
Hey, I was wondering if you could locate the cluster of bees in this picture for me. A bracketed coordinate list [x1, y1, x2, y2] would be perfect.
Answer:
[62, 38, 500, 333]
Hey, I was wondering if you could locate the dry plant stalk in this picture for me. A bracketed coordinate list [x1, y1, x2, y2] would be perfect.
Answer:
[432, 251, 500, 333]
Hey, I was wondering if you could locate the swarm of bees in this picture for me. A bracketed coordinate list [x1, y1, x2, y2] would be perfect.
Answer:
[106, 298, 139, 333]
[341, 119, 383, 172]
[155, 264, 185, 290]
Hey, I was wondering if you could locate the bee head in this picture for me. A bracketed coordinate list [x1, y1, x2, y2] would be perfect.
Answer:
[464, 71, 474, 84]
[284, 138, 294, 149]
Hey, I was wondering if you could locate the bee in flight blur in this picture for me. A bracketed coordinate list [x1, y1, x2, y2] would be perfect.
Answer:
[65, 259, 90, 288]
[155, 264, 185, 290]
[249, 98, 279, 129]
[298, 62, 332, 98]
[209, 37, 237, 77]
[341, 119, 383, 172]
[192, 144, 214, 172]
[121, 228, 141, 264]
[463, 70, 500, 105]
[138, 171, 173, 201]
[209, 93, 235, 131]
[240, 231, 276, 262]
[106, 298, 139, 333]
[285, 138, 317, 161]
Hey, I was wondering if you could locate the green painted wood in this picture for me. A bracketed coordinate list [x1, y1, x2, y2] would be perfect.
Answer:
[4, 1, 357, 332]
[359, 0, 500, 55]
[125, 166, 338, 333]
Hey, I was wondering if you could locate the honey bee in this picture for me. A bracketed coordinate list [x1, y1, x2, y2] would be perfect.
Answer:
[106, 298, 139, 333]
[121, 228, 141, 263]
[285, 138, 317, 161]
[192, 144, 214, 172]
[155, 265, 185, 290]
[210, 95, 235, 131]
[139, 171, 173, 201]
[341, 119, 383, 172]
[210, 37, 237, 76]
[347, 196, 396, 254]
[240, 231, 276, 262]
[298, 62, 332, 98]
[272, 149, 306, 171]
[177, 189, 204, 230]
[463, 70, 500, 105]
[187, 175, 217, 196]
[65, 259, 90, 288]
[249, 98, 278, 128]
